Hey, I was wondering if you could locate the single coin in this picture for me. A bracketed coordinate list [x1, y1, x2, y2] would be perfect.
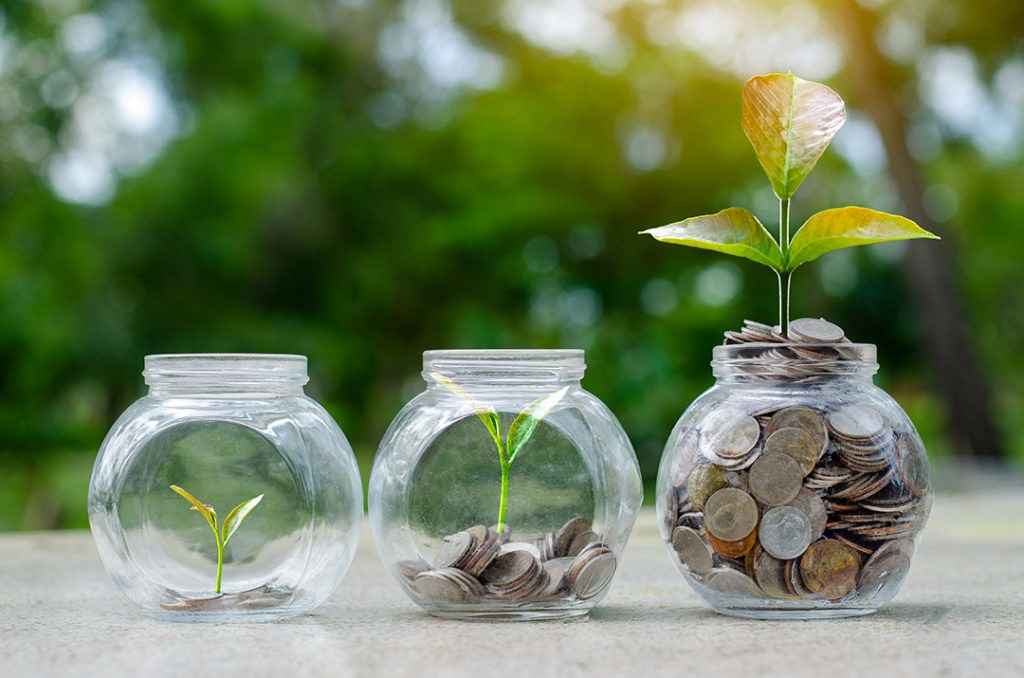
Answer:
[412, 568, 482, 603]
[536, 559, 570, 599]
[433, 529, 476, 569]
[800, 539, 860, 600]
[759, 506, 813, 560]
[569, 549, 617, 600]
[704, 487, 760, 542]
[707, 526, 757, 559]
[700, 408, 761, 460]
[748, 453, 803, 506]
[787, 488, 828, 541]
[750, 546, 796, 599]
[480, 547, 537, 586]
[788, 317, 845, 343]
[896, 436, 931, 497]
[567, 529, 600, 557]
[671, 526, 714, 575]
[767, 407, 829, 457]
[829, 405, 885, 440]
[858, 539, 914, 598]
[763, 427, 818, 477]
[704, 568, 762, 597]
[554, 517, 592, 557]
[686, 463, 729, 510]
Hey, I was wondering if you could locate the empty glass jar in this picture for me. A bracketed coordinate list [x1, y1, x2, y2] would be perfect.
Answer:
[88, 354, 363, 621]
[657, 333, 932, 619]
[370, 350, 642, 620]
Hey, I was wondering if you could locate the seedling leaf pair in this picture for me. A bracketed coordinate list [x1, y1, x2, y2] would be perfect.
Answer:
[430, 372, 569, 532]
[170, 484, 264, 593]
[640, 72, 939, 331]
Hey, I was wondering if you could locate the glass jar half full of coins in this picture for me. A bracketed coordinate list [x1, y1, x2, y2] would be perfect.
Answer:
[656, 319, 933, 619]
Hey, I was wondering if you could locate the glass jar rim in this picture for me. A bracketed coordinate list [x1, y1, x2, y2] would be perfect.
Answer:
[423, 349, 585, 383]
[143, 353, 309, 387]
[711, 342, 879, 379]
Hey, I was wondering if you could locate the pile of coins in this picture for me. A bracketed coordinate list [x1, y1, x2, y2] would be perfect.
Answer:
[665, 318, 930, 604]
[398, 517, 617, 606]
[721, 318, 865, 381]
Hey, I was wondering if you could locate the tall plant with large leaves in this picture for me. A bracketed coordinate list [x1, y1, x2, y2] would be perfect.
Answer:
[642, 72, 939, 334]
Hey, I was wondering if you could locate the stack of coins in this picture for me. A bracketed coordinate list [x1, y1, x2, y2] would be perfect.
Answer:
[666, 319, 930, 603]
[401, 516, 617, 605]
[721, 318, 865, 380]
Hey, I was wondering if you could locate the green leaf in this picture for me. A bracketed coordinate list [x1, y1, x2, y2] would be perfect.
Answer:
[170, 484, 218, 535]
[786, 207, 940, 271]
[641, 207, 783, 270]
[742, 72, 846, 200]
[506, 386, 569, 464]
[429, 372, 502, 446]
[221, 494, 264, 545]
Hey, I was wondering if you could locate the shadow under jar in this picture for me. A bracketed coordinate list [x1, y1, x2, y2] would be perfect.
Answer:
[370, 350, 643, 621]
[657, 343, 932, 620]
[88, 354, 363, 622]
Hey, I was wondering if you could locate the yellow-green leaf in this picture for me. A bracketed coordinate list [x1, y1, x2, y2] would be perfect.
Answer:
[170, 484, 218, 536]
[641, 207, 783, 270]
[507, 386, 569, 464]
[786, 207, 940, 271]
[742, 73, 846, 200]
[221, 494, 264, 545]
[429, 372, 502, 447]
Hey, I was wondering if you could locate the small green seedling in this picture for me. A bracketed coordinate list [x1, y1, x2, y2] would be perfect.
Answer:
[641, 72, 939, 335]
[430, 373, 568, 534]
[169, 484, 264, 594]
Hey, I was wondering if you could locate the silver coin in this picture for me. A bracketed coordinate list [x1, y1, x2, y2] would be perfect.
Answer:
[787, 488, 828, 541]
[704, 567, 762, 597]
[829, 405, 886, 440]
[789, 317, 845, 343]
[566, 529, 600, 557]
[750, 546, 796, 599]
[554, 517, 591, 557]
[748, 452, 803, 506]
[433, 529, 477, 569]
[896, 435, 931, 497]
[703, 487, 759, 542]
[412, 568, 483, 603]
[759, 506, 813, 560]
[568, 548, 617, 600]
[700, 408, 761, 460]
[480, 546, 537, 586]
[671, 525, 714, 575]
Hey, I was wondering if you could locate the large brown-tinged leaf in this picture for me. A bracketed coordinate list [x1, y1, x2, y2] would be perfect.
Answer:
[641, 207, 783, 270]
[742, 73, 846, 200]
[786, 207, 940, 271]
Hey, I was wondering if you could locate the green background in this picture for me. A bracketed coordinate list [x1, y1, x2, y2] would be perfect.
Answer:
[1, 0, 1021, 530]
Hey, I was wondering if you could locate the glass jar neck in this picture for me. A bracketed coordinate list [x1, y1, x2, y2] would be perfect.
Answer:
[144, 354, 309, 396]
[422, 350, 585, 387]
[710, 343, 878, 384]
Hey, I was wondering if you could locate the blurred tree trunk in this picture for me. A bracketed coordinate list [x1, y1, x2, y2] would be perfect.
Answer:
[836, 0, 1003, 460]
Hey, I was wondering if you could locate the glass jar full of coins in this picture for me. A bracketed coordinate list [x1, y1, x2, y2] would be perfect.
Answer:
[657, 319, 933, 619]
[370, 350, 643, 620]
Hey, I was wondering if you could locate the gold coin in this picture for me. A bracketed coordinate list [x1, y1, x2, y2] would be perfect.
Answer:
[707, 526, 757, 559]
[800, 539, 860, 600]
[767, 407, 828, 459]
[686, 463, 729, 510]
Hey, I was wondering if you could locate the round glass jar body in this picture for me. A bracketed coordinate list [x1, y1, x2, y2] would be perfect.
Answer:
[656, 343, 932, 619]
[370, 350, 643, 620]
[88, 354, 363, 622]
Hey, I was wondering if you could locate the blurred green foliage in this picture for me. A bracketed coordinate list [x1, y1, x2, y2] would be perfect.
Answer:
[1, 0, 1022, 529]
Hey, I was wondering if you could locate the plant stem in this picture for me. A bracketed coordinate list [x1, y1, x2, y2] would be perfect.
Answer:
[215, 537, 224, 594]
[497, 440, 509, 536]
[778, 198, 792, 335]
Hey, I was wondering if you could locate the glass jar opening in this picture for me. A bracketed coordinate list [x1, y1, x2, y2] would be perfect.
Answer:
[423, 349, 585, 385]
[711, 342, 878, 382]
[143, 354, 309, 395]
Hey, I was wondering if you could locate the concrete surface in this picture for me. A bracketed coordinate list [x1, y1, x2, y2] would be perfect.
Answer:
[1, 487, 1023, 677]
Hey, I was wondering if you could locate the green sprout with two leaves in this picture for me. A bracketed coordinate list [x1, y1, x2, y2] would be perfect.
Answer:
[641, 72, 939, 335]
[169, 485, 264, 594]
[431, 373, 568, 535]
